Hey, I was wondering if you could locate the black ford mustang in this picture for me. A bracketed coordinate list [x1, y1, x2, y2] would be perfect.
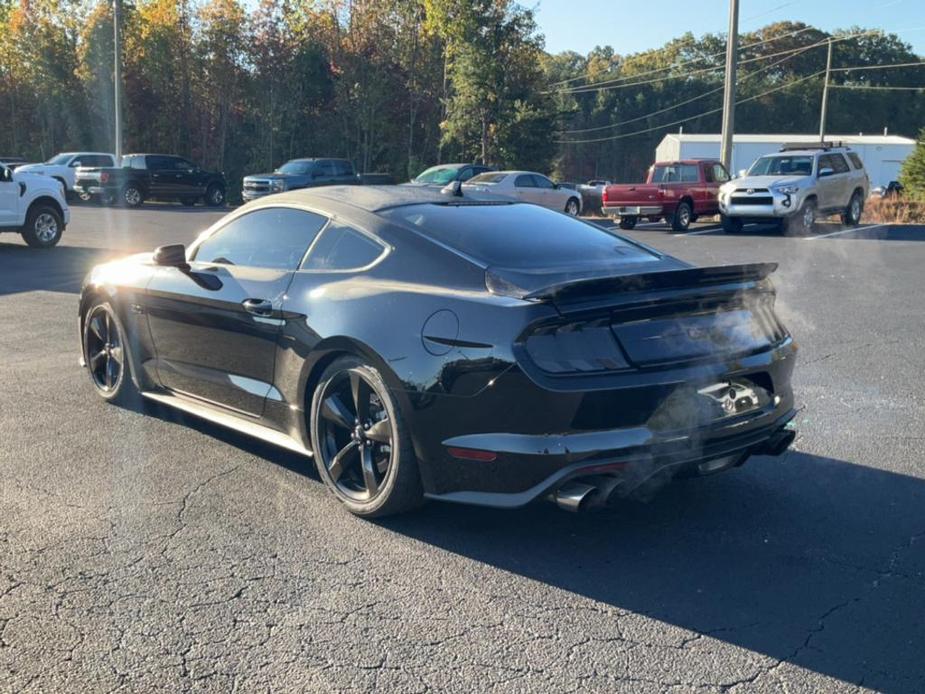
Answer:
[79, 185, 797, 516]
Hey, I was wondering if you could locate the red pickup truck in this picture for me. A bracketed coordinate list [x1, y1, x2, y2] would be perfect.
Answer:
[602, 159, 730, 231]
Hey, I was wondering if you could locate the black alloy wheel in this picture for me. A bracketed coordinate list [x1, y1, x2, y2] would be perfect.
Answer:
[205, 184, 225, 207]
[311, 357, 422, 517]
[122, 184, 144, 208]
[83, 303, 131, 401]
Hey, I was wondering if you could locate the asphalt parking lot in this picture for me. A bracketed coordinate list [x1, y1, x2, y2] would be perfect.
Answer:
[2, 205, 924, 692]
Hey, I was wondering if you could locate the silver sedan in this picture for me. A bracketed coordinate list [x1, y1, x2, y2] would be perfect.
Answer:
[462, 171, 582, 215]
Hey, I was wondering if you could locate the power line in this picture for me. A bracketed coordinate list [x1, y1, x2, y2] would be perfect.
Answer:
[546, 26, 817, 90]
[556, 71, 825, 145]
[831, 60, 925, 73]
[829, 84, 924, 90]
[558, 29, 879, 95]
[561, 41, 821, 135]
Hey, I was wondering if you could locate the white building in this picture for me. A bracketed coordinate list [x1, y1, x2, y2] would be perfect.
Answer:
[655, 133, 916, 188]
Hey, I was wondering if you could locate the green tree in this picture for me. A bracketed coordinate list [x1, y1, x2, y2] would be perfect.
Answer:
[900, 128, 925, 198]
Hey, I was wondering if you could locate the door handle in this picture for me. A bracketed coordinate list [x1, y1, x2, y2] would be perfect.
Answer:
[242, 298, 273, 316]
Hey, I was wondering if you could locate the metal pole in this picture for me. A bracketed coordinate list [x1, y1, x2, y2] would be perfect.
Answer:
[113, 0, 123, 160]
[819, 38, 833, 141]
[719, 0, 739, 172]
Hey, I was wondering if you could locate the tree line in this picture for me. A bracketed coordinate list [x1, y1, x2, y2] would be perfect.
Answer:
[1, 0, 922, 199]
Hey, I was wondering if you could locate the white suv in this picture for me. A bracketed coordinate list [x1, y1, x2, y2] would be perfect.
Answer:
[0, 164, 70, 247]
[718, 144, 870, 234]
[15, 152, 116, 197]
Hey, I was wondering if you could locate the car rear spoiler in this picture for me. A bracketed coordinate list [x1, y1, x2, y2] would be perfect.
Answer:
[487, 263, 778, 303]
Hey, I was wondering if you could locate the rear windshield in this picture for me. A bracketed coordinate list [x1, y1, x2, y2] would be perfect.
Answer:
[651, 164, 699, 183]
[414, 165, 463, 185]
[277, 160, 314, 175]
[382, 203, 659, 272]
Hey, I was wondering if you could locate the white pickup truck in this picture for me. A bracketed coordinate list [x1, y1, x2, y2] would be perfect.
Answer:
[15, 152, 115, 198]
[0, 164, 70, 247]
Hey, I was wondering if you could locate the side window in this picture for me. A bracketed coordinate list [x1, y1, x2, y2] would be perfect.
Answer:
[132, 156, 147, 170]
[680, 164, 699, 182]
[458, 167, 474, 182]
[514, 174, 536, 188]
[847, 152, 864, 170]
[69, 157, 83, 167]
[319, 160, 337, 177]
[147, 155, 171, 170]
[532, 175, 555, 189]
[333, 160, 354, 177]
[194, 208, 328, 270]
[171, 158, 193, 171]
[302, 222, 386, 271]
[712, 164, 730, 183]
[830, 154, 849, 174]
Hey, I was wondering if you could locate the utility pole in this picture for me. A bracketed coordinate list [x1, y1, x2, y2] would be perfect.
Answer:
[113, 0, 123, 160]
[719, 0, 739, 172]
[819, 38, 833, 141]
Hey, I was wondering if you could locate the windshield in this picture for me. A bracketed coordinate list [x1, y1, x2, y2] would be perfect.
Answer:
[276, 160, 313, 175]
[467, 172, 507, 185]
[748, 155, 813, 176]
[414, 165, 463, 185]
[45, 154, 72, 165]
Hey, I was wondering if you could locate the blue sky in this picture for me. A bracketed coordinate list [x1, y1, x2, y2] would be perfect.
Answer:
[532, 0, 925, 56]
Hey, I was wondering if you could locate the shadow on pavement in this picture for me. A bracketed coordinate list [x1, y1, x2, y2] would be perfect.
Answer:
[0, 243, 115, 295]
[123, 394, 925, 690]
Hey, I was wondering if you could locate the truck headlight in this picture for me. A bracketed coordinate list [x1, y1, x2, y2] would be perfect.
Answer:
[772, 185, 800, 195]
[271, 180, 286, 192]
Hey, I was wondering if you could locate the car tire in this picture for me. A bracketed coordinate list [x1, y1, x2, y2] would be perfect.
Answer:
[842, 191, 863, 226]
[720, 214, 742, 233]
[82, 301, 136, 404]
[310, 356, 423, 518]
[122, 184, 144, 208]
[21, 205, 64, 248]
[784, 199, 815, 236]
[564, 197, 580, 216]
[671, 201, 693, 231]
[205, 184, 225, 207]
[618, 216, 637, 230]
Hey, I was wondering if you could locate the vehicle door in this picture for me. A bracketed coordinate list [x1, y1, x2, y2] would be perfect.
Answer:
[513, 173, 541, 205]
[531, 174, 562, 210]
[703, 163, 730, 214]
[144, 206, 328, 415]
[147, 155, 179, 197]
[315, 160, 338, 185]
[333, 159, 356, 184]
[0, 166, 18, 225]
[827, 153, 852, 210]
[168, 157, 202, 196]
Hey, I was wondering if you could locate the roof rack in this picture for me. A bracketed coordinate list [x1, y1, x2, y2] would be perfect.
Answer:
[779, 141, 846, 152]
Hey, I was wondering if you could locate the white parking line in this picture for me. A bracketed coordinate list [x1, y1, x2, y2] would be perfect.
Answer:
[807, 224, 885, 240]
[674, 226, 723, 237]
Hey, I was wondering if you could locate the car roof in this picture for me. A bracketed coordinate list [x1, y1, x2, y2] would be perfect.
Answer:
[286, 157, 351, 163]
[488, 170, 547, 176]
[764, 149, 850, 157]
[255, 184, 497, 214]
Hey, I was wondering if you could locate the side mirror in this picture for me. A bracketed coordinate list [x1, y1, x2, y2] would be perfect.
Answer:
[153, 244, 189, 270]
[737, 169, 747, 179]
[441, 180, 464, 197]
[818, 167, 834, 178]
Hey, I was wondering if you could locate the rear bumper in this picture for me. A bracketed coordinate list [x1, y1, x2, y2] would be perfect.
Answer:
[603, 204, 663, 216]
[425, 408, 797, 509]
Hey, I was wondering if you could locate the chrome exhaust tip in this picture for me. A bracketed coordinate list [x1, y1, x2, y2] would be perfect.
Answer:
[553, 481, 598, 512]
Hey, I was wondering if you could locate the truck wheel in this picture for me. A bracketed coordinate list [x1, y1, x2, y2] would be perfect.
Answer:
[618, 216, 637, 230]
[841, 191, 863, 227]
[21, 205, 64, 248]
[671, 201, 693, 231]
[122, 184, 144, 208]
[721, 214, 743, 233]
[205, 184, 225, 207]
[783, 199, 815, 236]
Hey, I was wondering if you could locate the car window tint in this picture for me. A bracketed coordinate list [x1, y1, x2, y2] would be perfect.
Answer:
[679, 165, 699, 182]
[148, 156, 172, 170]
[319, 160, 336, 177]
[532, 175, 555, 189]
[302, 222, 385, 271]
[458, 167, 473, 181]
[132, 156, 147, 170]
[384, 204, 657, 272]
[712, 164, 730, 183]
[194, 208, 328, 270]
[470, 172, 506, 184]
[829, 154, 850, 174]
[847, 152, 864, 169]
[333, 160, 354, 177]
[514, 174, 536, 188]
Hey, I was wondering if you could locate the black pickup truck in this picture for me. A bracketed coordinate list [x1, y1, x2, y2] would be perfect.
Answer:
[74, 154, 226, 208]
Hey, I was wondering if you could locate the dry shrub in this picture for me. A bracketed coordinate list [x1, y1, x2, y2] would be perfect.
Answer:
[862, 197, 925, 225]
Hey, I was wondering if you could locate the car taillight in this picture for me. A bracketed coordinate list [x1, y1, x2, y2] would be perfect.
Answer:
[100, 172, 109, 183]
[601, 188, 608, 203]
